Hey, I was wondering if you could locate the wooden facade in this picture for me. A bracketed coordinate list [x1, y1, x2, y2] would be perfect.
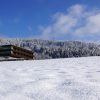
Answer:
[0, 45, 34, 60]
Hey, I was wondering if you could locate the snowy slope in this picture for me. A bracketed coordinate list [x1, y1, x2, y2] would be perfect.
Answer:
[0, 57, 100, 100]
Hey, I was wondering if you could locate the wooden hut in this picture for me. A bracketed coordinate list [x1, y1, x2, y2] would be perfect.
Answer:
[0, 45, 34, 60]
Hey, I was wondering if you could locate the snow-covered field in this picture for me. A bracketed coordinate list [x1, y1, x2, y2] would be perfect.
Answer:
[0, 57, 100, 100]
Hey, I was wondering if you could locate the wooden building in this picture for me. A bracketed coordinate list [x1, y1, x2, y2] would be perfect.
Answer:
[0, 45, 34, 60]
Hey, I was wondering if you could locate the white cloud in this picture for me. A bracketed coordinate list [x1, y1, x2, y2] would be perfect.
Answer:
[74, 12, 100, 36]
[38, 4, 100, 41]
[68, 4, 86, 17]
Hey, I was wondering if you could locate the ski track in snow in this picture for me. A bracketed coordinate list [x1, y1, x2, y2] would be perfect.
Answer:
[0, 57, 100, 100]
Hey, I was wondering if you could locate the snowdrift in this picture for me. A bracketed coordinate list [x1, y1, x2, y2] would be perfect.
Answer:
[0, 56, 100, 100]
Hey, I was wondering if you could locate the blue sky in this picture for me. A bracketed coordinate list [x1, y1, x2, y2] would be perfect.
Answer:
[0, 0, 100, 42]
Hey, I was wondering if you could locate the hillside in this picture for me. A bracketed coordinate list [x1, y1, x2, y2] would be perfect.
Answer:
[0, 39, 100, 59]
[0, 57, 100, 100]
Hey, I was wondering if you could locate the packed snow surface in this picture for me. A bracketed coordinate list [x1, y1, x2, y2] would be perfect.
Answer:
[0, 57, 100, 100]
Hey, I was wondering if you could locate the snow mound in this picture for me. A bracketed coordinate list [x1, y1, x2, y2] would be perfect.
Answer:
[0, 57, 100, 100]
